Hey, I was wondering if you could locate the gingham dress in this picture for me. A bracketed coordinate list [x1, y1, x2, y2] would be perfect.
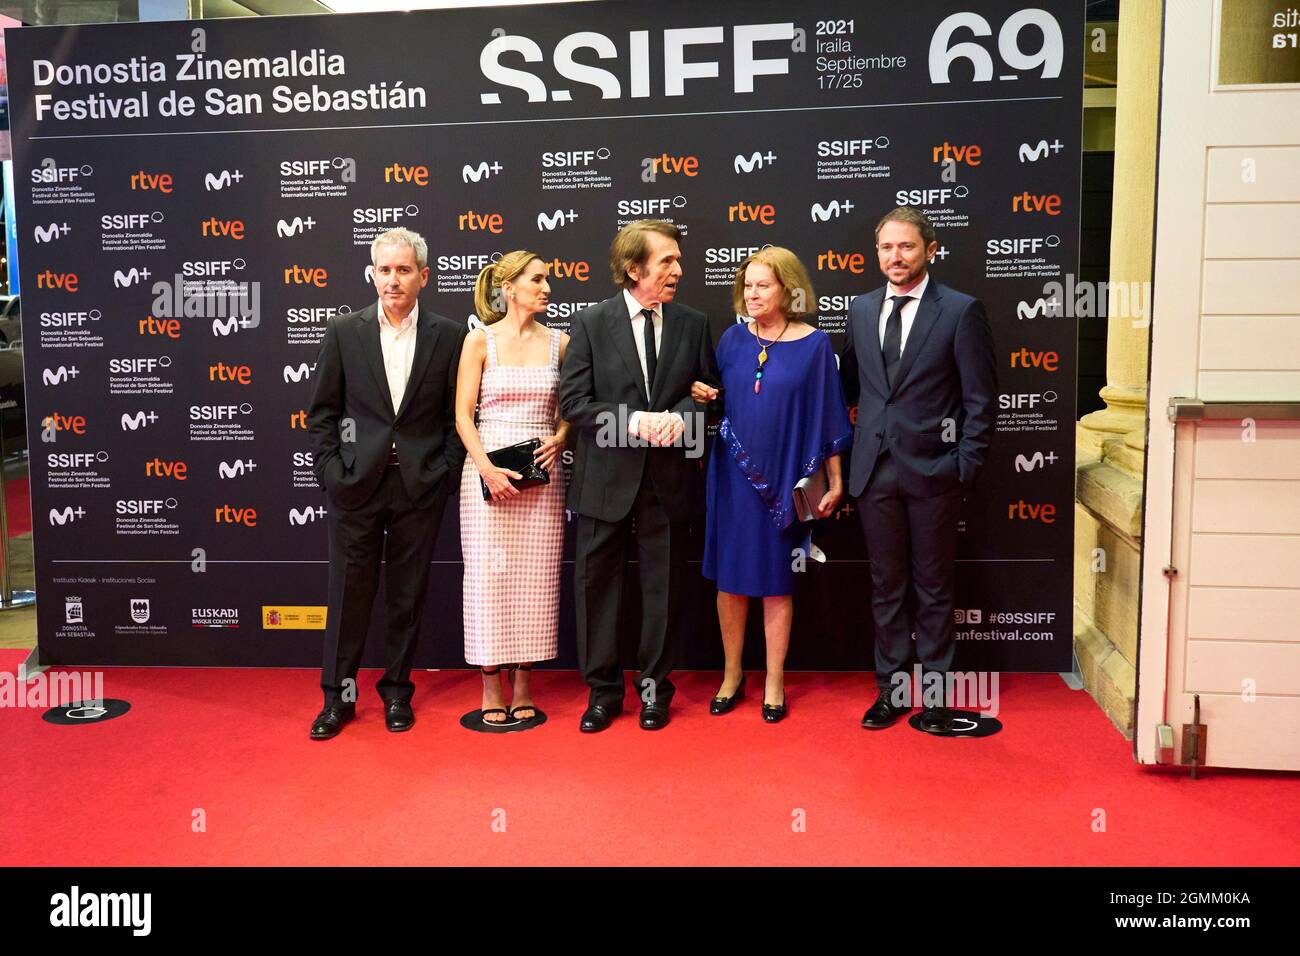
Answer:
[460, 325, 564, 666]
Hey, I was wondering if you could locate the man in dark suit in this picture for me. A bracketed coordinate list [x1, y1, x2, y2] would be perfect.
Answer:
[560, 220, 717, 732]
[306, 227, 466, 739]
[839, 207, 997, 734]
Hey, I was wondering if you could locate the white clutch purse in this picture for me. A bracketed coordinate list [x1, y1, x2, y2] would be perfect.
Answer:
[792, 465, 829, 523]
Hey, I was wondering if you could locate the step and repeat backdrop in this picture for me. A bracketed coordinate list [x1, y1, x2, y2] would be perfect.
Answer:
[9, 0, 1082, 671]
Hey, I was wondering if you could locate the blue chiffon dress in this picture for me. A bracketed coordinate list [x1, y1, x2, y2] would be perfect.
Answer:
[703, 322, 853, 597]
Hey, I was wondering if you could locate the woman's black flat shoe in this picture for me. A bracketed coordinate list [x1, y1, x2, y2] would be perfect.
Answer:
[709, 674, 746, 715]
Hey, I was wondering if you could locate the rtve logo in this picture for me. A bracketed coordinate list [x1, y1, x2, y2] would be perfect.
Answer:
[643, 153, 699, 179]
[277, 216, 316, 237]
[810, 200, 854, 223]
[204, 169, 244, 191]
[549, 259, 590, 282]
[462, 161, 502, 183]
[1019, 139, 1065, 162]
[201, 217, 246, 239]
[145, 458, 188, 480]
[734, 151, 776, 173]
[114, 267, 152, 287]
[130, 170, 173, 193]
[49, 506, 87, 526]
[121, 410, 159, 430]
[384, 162, 429, 185]
[219, 459, 258, 478]
[1011, 192, 1062, 215]
[1007, 500, 1057, 523]
[817, 249, 867, 274]
[932, 142, 982, 166]
[43, 412, 87, 435]
[537, 209, 578, 231]
[214, 504, 258, 527]
[458, 210, 504, 233]
[32, 158, 91, 183]
[36, 270, 79, 292]
[42, 366, 80, 386]
[728, 201, 775, 224]
[139, 316, 181, 339]
[283, 363, 314, 383]
[288, 409, 308, 429]
[289, 506, 327, 525]
[1009, 348, 1060, 371]
[284, 265, 328, 287]
[209, 362, 252, 384]
[34, 222, 71, 243]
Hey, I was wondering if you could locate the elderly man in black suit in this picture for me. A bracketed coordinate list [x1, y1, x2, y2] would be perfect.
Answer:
[840, 207, 997, 734]
[560, 220, 718, 732]
[306, 227, 466, 739]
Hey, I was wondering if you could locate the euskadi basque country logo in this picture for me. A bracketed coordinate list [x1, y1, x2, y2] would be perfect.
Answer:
[192, 607, 238, 628]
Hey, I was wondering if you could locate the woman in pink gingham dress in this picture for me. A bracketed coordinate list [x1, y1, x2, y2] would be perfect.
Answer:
[455, 251, 568, 726]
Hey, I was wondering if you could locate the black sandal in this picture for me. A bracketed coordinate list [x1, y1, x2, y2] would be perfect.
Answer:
[507, 664, 536, 721]
[480, 667, 512, 725]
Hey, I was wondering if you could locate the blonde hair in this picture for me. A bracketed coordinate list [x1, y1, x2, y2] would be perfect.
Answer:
[473, 250, 544, 324]
[731, 247, 816, 321]
[609, 219, 682, 289]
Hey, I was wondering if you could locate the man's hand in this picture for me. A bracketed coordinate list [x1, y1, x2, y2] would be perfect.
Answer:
[653, 412, 686, 447]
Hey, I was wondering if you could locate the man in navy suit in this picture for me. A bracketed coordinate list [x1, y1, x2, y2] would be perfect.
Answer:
[839, 207, 997, 733]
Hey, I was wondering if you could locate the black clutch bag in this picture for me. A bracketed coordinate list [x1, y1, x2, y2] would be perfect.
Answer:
[480, 438, 550, 500]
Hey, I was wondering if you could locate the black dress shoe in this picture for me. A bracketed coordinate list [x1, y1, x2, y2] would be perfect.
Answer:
[579, 703, 620, 733]
[310, 704, 355, 740]
[709, 674, 746, 715]
[761, 692, 787, 723]
[860, 692, 911, 729]
[384, 698, 414, 733]
[920, 705, 953, 734]
[639, 702, 670, 730]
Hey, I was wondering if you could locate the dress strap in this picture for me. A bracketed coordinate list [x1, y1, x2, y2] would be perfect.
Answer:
[549, 327, 561, 368]
[483, 325, 498, 369]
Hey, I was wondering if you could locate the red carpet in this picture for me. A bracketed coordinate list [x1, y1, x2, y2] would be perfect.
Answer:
[2, 650, 1297, 866]
[4, 476, 29, 538]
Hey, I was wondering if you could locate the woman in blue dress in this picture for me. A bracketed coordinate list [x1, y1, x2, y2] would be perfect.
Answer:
[694, 247, 852, 722]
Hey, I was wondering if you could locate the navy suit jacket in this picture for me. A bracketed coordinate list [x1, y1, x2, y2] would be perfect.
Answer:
[839, 278, 997, 498]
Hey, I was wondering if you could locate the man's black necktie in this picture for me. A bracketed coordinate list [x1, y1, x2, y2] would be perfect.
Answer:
[642, 308, 658, 395]
[881, 295, 910, 388]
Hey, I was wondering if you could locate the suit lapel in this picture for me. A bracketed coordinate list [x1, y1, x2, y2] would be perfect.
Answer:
[607, 295, 649, 405]
[358, 304, 396, 418]
[858, 288, 889, 396]
[649, 303, 684, 407]
[889, 279, 943, 395]
[395, 306, 439, 421]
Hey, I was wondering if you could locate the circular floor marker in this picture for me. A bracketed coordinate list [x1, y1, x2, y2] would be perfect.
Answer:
[907, 709, 1002, 738]
[42, 699, 131, 725]
[459, 709, 547, 734]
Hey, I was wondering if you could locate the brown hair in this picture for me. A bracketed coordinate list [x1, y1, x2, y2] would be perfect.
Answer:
[608, 219, 682, 289]
[473, 250, 544, 324]
[731, 246, 816, 322]
[874, 206, 936, 247]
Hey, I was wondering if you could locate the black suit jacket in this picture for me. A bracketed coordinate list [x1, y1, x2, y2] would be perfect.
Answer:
[840, 279, 997, 498]
[307, 302, 467, 511]
[559, 294, 717, 523]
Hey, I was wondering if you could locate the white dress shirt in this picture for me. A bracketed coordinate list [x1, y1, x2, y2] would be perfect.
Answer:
[621, 289, 682, 439]
[377, 299, 418, 412]
[878, 272, 929, 354]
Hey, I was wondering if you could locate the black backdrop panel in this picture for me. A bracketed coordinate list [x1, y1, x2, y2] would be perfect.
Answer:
[8, 0, 1083, 671]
